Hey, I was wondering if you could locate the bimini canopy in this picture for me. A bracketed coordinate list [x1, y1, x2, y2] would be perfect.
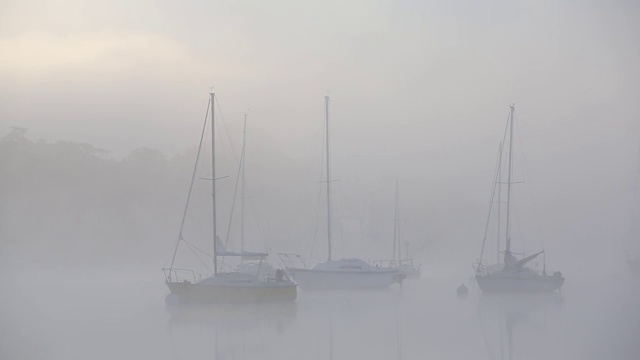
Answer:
[514, 250, 544, 269]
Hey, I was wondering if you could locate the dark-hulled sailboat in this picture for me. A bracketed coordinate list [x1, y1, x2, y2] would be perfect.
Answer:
[164, 93, 296, 304]
[475, 105, 564, 293]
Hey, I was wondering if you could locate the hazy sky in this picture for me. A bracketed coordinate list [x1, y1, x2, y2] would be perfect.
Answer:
[3, 4, 640, 360]
[1, 0, 638, 156]
[1, 0, 640, 274]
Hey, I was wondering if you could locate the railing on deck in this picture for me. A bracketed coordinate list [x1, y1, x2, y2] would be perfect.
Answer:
[371, 258, 416, 268]
[277, 253, 307, 269]
[162, 268, 196, 283]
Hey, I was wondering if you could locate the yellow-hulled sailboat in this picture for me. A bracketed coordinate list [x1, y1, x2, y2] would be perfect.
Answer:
[164, 93, 296, 304]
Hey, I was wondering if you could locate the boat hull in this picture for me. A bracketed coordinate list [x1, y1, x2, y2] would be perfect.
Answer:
[476, 273, 564, 293]
[287, 268, 404, 291]
[166, 281, 297, 304]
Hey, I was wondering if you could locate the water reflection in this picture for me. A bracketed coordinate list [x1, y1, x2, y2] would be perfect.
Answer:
[166, 302, 297, 359]
[5, 270, 640, 359]
[165, 289, 405, 360]
[477, 293, 563, 360]
[166, 301, 298, 331]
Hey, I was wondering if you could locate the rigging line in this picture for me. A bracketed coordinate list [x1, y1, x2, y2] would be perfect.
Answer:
[478, 142, 505, 272]
[214, 97, 273, 259]
[626, 143, 640, 253]
[478, 114, 510, 269]
[232, 172, 272, 255]
[183, 240, 213, 275]
[238, 131, 273, 254]
[309, 183, 323, 264]
[339, 213, 345, 256]
[635, 142, 640, 174]
[235, 197, 271, 258]
[230, 117, 272, 255]
[512, 205, 526, 257]
[219, 262, 236, 272]
[330, 104, 365, 245]
[213, 115, 232, 185]
[182, 238, 213, 258]
[514, 111, 544, 252]
[197, 131, 207, 256]
[168, 98, 210, 276]
[636, 142, 640, 172]
[245, 198, 270, 254]
[247, 193, 272, 254]
[210, 98, 235, 237]
[238, 130, 276, 256]
[221, 148, 245, 267]
[213, 95, 240, 161]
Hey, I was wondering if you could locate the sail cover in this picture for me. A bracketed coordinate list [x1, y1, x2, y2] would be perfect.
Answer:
[514, 250, 544, 269]
[216, 236, 268, 259]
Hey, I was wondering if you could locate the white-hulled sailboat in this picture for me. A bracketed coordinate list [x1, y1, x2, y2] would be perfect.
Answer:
[164, 93, 296, 304]
[475, 105, 564, 293]
[282, 96, 404, 290]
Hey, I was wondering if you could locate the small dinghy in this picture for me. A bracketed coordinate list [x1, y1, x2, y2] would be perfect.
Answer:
[457, 283, 468, 297]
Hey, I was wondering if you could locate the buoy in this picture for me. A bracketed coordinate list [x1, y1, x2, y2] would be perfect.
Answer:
[457, 283, 468, 297]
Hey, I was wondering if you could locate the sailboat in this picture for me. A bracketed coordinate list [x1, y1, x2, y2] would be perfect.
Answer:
[475, 105, 564, 293]
[282, 96, 405, 290]
[372, 179, 421, 279]
[164, 92, 297, 304]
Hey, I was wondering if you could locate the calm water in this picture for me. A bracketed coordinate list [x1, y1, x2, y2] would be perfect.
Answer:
[2, 266, 639, 359]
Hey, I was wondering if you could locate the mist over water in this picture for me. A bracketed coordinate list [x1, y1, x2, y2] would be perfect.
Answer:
[2, 0, 640, 359]
[2, 266, 640, 359]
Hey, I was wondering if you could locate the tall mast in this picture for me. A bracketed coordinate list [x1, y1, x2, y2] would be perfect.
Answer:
[325, 96, 332, 261]
[211, 92, 218, 274]
[241, 114, 247, 260]
[504, 105, 515, 260]
[497, 142, 503, 264]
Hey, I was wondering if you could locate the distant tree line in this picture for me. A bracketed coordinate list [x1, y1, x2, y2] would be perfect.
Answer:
[0, 128, 193, 266]
[0, 127, 440, 268]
